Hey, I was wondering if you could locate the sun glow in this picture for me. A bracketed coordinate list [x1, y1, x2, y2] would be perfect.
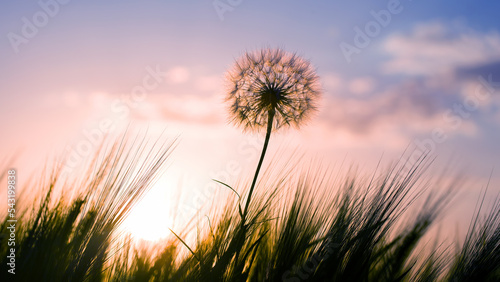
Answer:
[122, 177, 175, 242]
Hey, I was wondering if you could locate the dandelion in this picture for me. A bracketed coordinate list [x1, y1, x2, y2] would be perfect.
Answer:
[225, 47, 322, 217]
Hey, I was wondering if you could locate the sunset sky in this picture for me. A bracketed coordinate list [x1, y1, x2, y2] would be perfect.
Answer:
[1, 0, 500, 240]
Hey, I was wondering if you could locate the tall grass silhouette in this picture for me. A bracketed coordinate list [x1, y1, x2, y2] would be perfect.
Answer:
[1, 141, 499, 281]
[0, 135, 176, 281]
[1, 48, 499, 281]
[2, 147, 499, 281]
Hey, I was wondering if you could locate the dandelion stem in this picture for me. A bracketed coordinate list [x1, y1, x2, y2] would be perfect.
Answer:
[243, 108, 275, 219]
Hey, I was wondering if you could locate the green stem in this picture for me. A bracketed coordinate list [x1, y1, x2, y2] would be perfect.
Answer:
[242, 109, 275, 219]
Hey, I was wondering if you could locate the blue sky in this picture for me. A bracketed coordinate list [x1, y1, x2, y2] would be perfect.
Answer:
[1, 0, 500, 239]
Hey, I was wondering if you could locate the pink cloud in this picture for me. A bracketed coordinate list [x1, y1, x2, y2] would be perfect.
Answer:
[166, 66, 190, 84]
[319, 77, 479, 145]
[348, 77, 376, 96]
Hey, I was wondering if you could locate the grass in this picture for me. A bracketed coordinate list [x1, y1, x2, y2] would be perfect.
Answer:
[0, 136, 499, 281]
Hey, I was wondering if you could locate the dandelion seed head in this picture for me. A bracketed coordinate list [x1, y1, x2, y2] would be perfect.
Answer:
[225, 48, 322, 132]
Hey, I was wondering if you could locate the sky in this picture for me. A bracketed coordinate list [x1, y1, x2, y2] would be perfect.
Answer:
[1, 0, 500, 241]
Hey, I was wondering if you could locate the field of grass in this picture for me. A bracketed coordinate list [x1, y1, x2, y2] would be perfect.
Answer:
[0, 135, 498, 282]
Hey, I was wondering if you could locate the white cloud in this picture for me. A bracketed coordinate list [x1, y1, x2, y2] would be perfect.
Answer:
[382, 22, 500, 75]
[166, 66, 190, 84]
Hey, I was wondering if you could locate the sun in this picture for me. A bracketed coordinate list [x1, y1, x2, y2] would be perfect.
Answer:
[122, 177, 175, 242]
